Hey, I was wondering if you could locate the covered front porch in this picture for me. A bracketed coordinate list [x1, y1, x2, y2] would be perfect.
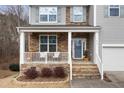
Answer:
[17, 26, 103, 80]
[22, 32, 95, 64]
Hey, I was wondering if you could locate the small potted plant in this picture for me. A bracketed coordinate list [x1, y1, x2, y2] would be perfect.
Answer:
[83, 50, 90, 63]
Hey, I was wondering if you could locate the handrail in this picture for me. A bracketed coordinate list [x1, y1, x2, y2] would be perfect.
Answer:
[96, 53, 103, 80]
[24, 52, 69, 64]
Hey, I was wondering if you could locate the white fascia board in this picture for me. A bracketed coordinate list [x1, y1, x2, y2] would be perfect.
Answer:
[102, 44, 124, 48]
[17, 26, 101, 29]
[20, 30, 99, 33]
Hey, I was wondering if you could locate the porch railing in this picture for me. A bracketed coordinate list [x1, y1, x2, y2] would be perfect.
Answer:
[95, 53, 103, 80]
[24, 52, 68, 63]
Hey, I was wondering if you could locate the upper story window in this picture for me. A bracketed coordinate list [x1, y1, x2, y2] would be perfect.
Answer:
[39, 7, 57, 23]
[109, 5, 120, 16]
[72, 7, 83, 22]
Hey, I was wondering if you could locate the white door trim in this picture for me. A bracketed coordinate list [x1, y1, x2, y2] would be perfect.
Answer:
[72, 38, 86, 59]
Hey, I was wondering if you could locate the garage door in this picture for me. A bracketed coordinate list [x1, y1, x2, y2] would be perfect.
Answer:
[102, 46, 124, 71]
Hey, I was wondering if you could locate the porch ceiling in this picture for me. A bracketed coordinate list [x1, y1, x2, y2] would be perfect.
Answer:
[17, 26, 101, 33]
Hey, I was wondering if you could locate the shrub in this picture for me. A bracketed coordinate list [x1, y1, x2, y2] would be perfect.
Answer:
[53, 67, 66, 78]
[9, 64, 19, 71]
[24, 67, 38, 79]
[41, 67, 53, 77]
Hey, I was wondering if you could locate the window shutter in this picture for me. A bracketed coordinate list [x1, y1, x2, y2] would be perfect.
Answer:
[57, 7, 61, 23]
[83, 6, 86, 22]
[104, 5, 109, 18]
[35, 6, 39, 23]
[120, 5, 124, 18]
[70, 7, 73, 22]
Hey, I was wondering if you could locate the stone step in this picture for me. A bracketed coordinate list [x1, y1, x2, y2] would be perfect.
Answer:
[73, 75, 100, 79]
[72, 66, 98, 69]
[72, 63, 97, 66]
[72, 62, 97, 65]
[72, 68, 99, 71]
[73, 75, 101, 79]
[72, 68, 99, 72]
[72, 64, 97, 66]
[72, 73, 100, 76]
[72, 70, 100, 74]
[72, 63, 100, 79]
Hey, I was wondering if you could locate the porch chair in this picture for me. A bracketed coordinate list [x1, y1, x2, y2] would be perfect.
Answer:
[40, 52, 47, 62]
[53, 52, 60, 62]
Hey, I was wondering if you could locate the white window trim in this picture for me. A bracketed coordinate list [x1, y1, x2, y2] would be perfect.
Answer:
[39, 35, 58, 52]
[108, 5, 120, 17]
[72, 6, 84, 22]
[39, 7, 58, 23]
[72, 38, 86, 59]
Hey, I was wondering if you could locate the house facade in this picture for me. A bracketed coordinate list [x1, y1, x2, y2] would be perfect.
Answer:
[17, 5, 124, 80]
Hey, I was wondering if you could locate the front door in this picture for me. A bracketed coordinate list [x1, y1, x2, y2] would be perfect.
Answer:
[72, 39, 84, 59]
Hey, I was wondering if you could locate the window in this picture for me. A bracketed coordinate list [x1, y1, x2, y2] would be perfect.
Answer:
[109, 5, 120, 16]
[72, 7, 83, 22]
[40, 35, 57, 52]
[39, 7, 57, 23]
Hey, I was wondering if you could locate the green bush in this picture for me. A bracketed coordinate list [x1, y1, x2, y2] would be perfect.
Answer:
[9, 64, 19, 71]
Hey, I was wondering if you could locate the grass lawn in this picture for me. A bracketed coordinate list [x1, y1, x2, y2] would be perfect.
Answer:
[0, 70, 18, 79]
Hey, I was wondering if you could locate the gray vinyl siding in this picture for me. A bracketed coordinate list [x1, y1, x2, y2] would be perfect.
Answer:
[96, 5, 124, 44]
[88, 5, 94, 26]
[29, 6, 66, 25]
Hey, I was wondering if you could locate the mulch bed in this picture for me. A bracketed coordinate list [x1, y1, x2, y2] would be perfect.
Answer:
[17, 76, 68, 82]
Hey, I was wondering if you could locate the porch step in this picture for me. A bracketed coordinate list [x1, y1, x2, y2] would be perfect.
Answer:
[72, 70, 99, 74]
[72, 66, 98, 69]
[72, 63, 97, 66]
[72, 64, 101, 79]
[73, 74, 100, 79]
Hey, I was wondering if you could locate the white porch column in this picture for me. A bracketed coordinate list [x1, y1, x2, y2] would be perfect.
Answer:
[95, 32, 99, 55]
[20, 32, 25, 65]
[94, 31, 103, 80]
[68, 32, 72, 80]
[94, 32, 99, 63]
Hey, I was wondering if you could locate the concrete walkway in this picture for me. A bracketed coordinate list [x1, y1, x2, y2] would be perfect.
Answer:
[71, 71, 124, 88]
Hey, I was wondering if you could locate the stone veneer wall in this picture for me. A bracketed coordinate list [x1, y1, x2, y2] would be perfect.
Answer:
[66, 6, 89, 25]
[28, 32, 68, 52]
[29, 33, 39, 52]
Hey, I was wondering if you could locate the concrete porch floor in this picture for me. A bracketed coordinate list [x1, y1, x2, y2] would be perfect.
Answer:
[72, 60, 93, 64]
[71, 71, 124, 88]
